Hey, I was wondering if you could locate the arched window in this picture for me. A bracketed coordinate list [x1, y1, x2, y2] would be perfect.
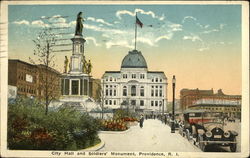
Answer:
[123, 86, 127, 96]
[140, 86, 144, 96]
[131, 85, 136, 96]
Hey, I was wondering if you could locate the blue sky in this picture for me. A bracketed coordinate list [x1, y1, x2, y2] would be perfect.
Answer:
[8, 4, 242, 97]
[9, 4, 241, 52]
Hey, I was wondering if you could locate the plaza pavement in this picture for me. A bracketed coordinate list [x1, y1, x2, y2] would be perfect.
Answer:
[99, 119, 201, 152]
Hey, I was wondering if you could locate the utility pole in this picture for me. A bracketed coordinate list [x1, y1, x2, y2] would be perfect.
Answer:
[45, 41, 49, 115]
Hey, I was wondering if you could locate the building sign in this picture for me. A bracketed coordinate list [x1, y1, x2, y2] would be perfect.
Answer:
[26, 74, 33, 83]
[8, 85, 17, 99]
[193, 98, 241, 106]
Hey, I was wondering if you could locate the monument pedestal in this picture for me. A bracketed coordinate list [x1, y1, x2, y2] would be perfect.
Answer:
[59, 35, 94, 111]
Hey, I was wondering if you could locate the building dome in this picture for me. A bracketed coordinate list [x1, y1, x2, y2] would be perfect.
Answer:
[121, 50, 148, 68]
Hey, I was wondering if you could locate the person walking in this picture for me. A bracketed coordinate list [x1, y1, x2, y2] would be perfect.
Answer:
[139, 114, 144, 128]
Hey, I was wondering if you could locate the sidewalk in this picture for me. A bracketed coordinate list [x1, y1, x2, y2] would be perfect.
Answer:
[99, 119, 200, 152]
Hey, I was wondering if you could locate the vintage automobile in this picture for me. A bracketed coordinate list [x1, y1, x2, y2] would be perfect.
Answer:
[178, 109, 238, 152]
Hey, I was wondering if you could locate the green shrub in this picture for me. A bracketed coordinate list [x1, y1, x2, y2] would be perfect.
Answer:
[8, 97, 100, 150]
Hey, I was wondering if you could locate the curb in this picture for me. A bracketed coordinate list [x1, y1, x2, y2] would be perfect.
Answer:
[98, 127, 132, 134]
[80, 139, 105, 151]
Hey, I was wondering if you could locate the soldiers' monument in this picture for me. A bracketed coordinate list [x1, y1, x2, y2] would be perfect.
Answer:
[60, 12, 93, 110]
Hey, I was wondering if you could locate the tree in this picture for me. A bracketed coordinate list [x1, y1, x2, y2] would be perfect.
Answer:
[30, 28, 60, 115]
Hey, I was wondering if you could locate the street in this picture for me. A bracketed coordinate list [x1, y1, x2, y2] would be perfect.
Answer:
[99, 119, 200, 152]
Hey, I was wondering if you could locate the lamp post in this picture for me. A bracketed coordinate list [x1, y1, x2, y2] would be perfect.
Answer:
[171, 75, 176, 133]
[162, 99, 164, 123]
[101, 79, 105, 119]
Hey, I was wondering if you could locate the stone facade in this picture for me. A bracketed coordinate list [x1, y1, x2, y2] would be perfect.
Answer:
[102, 50, 168, 114]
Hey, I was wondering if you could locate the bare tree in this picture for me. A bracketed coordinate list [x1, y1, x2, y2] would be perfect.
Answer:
[30, 28, 60, 115]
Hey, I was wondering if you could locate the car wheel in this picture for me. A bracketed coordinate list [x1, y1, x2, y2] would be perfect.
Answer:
[230, 137, 237, 152]
[198, 135, 206, 151]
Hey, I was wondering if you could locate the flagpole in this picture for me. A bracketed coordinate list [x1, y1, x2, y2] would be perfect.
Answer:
[135, 12, 137, 50]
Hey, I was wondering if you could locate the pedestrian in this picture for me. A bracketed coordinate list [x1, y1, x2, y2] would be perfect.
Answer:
[139, 114, 144, 128]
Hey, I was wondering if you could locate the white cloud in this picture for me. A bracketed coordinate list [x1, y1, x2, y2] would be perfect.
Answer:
[219, 24, 226, 29]
[31, 20, 49, 27]
[168, 24, 182, 32]
[84, 24, 125, 34]
[183, 34, 202, 42]
[155, 34, 173, 42]
[85, 36, 101, 46]
[106, 40, 133, 49]
[182, 16, 197, 23]
[136, 37, 155, 46]
[13, 20, 30, 25]
[87, 17, 113, 26]
[116, 8, 165, 21]
[201, 29, 219, 34]
[198, 47, 209, 52]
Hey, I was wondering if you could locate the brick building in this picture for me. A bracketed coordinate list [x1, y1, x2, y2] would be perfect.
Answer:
[36, 64, 61, 101]
[8, 59, 38, 98]
[180, 88, 241, 113]
[8, 59, 61, 100]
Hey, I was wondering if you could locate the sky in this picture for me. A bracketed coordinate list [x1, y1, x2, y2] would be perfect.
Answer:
[8, 4, 242, 100]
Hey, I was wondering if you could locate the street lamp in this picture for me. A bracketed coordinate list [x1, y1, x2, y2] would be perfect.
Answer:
[101, 78, 105, 119]
[171, 75, 176, 133]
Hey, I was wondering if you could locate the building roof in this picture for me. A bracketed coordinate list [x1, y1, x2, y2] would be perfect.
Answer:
[180, 88, 214, 96]
[105, 71, 120, 73]
[147, 71, 167, 79]
[9, 59, 36, 67]
[121, 50, 148, 68]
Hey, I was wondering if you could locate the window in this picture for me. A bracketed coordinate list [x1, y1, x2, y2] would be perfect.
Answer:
[140, 100, 144, 106]
[106, 78, 108, 81]
[156, 78, 158, 82]
[155, 90, 158, 97]
[159, 90, 162, 97]
[140, 86, 144, 96]
[155, 101, 158, 106]
[151, 101, 154, 106]
[114, 89, 116, 96]
[131, 85, 136, 96]
[105, 89, 108, 96]
[123, 86, 127, 96]
[131, 100, 136, 106]
[105, 100, 108, 105]
[140, 74, 145, 79]
[110, 77, 112, 81]
[152, 79, 154, 82]
[132, 74, 136, 79]
[123, 74, 127, 79]
[114, 100, 116, 105]
[160, 86, 162, 88]
[109, 89, 112, 96]
[151, 89, 154, 97]
[109, 100, 112, 105]
[160, 79, 162, 82]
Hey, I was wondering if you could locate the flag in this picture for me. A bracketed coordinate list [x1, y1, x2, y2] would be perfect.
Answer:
[136, 15, 143, 28]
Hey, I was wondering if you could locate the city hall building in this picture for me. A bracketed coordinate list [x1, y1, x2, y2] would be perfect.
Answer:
[102, 49, 168, 114]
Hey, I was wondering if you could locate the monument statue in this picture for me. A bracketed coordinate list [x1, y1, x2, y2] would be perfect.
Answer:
[64, 56, 69, 73]
[81, 55, 88, 73]
[75, 12, 84, 36]
[87, 59, 92, 75]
